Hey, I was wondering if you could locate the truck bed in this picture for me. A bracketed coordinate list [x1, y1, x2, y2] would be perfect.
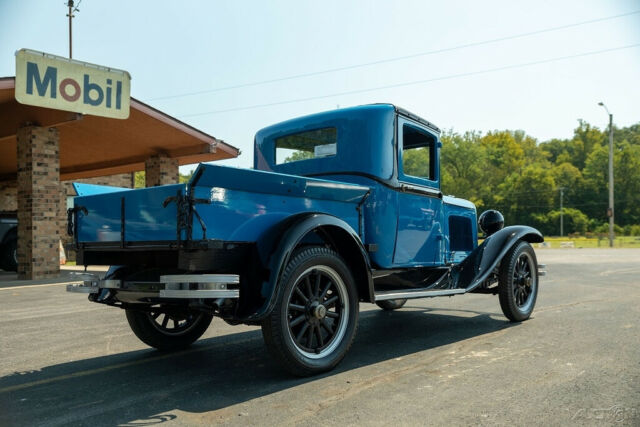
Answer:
[74, 164, 370, 249]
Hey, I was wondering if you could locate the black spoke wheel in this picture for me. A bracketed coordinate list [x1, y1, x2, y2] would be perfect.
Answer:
[498, 241, 539, 322]
[376, 299, 407, 311]
[126, 306, 213, 351]
[262, 247, 358, 376]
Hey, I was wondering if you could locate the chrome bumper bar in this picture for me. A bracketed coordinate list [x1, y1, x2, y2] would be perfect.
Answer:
[66, 274, 240, 299]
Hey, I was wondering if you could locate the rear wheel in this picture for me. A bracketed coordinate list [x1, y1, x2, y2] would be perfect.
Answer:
[125, 306, 213, 350]
[376, 299, 407, 311]
[261, 247, 359, 376]
[498, 241, 538, 322]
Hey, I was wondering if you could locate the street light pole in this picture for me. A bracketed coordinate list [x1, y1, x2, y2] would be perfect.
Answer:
[598, 102, 614, 247]
[67, 0, 74, 59]
[66, 0, 81, 59]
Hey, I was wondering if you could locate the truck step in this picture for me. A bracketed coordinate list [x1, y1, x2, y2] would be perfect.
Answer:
[374, 288, 466, 301]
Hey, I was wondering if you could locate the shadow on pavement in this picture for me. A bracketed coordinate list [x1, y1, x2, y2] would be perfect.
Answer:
[0, 307, 514, 426]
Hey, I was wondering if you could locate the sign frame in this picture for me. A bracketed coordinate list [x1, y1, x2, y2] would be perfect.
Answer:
[15, 48, 131, 119]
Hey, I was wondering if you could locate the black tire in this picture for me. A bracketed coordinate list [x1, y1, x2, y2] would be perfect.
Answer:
[376, 299, 407, 311]
[261, 247, 359, 376]
[1, 236, 17, 272]
[498, 241, 539, 322]
[125, 307, 213, 351]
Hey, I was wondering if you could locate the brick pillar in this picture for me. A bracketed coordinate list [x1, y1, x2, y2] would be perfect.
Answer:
[145, 154, 178, 187]
[16, 126, 61, 279]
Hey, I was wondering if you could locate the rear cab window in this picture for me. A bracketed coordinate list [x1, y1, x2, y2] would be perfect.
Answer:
[275, 127, 337, 165]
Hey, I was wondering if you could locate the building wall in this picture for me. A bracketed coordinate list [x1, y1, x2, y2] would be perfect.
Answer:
[0, 181, 17, 212]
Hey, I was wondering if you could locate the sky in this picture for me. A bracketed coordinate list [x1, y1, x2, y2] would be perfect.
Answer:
[1, 0, 639, 172]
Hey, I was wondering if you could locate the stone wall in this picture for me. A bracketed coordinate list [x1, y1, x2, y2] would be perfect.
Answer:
[0, 181, 17, 212]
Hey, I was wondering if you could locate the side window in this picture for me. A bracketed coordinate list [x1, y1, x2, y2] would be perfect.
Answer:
[401, 123, 435, 181]
[275, 127, 337, 165]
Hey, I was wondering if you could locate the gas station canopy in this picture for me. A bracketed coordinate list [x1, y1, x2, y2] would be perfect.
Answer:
[0, 77, 239, 180]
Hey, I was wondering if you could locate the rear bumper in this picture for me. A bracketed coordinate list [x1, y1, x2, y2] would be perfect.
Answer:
[67, 273, 240, 299]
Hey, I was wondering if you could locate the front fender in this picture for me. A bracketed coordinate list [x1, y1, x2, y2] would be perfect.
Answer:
[242, 213, 373, 322]
[452, 225, 543, 291]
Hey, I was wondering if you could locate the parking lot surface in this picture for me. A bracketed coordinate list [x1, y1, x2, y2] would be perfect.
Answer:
[0, 249, 638, 426]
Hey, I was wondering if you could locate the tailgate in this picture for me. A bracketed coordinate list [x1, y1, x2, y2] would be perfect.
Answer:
[75, 184, 185, 243]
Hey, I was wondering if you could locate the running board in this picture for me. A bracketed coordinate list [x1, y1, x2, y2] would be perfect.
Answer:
[374, 288, 466, 301]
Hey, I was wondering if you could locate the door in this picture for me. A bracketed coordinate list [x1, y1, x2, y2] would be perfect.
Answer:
[393, 117, 445, 266]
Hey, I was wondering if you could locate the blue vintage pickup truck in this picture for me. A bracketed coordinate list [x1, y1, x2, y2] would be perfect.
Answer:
[68, 104, 545, 376]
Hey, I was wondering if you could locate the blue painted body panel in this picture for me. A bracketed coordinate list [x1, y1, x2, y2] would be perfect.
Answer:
[394, 192, 444, 265]
[442, 197, 478, 263]
[188, 164, 368, 242]
[255, 104, 396, 181]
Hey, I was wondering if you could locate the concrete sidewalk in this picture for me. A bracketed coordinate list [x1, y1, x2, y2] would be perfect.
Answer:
[0, 265, 109, 288]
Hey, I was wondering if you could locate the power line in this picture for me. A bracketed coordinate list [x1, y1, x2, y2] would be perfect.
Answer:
[177, 43, 640, 118]
[491, 202, 609, 209]
[149, 10, 640, 102]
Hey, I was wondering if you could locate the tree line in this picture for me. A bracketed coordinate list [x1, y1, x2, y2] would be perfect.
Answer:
[439, 120, 640, 236]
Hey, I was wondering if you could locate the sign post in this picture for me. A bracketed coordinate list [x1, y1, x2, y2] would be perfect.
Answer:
[15, 49, 131, 119]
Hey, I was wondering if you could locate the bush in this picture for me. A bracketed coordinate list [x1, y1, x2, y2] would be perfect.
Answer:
[626, 224, 640, 236]
[594, 222, 624, 234]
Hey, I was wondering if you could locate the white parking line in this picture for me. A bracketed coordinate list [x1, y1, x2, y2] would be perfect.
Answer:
[0, 281, 79, 290]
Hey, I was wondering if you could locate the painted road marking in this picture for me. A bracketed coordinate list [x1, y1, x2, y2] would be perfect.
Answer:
[0, 281, 79, 291]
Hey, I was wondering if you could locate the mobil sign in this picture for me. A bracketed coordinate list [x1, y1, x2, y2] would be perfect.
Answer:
[15, 49, 131, 119]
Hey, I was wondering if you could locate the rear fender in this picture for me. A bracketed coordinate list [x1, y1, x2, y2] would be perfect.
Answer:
[452, 225, 543, 291]
[245, 213, 373, 322]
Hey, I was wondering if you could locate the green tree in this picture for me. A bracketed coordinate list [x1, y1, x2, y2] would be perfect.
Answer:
[133, 169, 194, 188]
[134, 171, 145, 188]
[284, 150, 314, 163]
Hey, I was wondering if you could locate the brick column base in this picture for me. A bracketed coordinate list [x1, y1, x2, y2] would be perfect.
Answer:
[17, 126, 61, 279]
[145, 154, 178, 187]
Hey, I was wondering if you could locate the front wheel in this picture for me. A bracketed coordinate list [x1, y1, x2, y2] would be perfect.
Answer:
[498, 241, 539, 322]
[126, 307, 213, 350]
[261, 247, 359, 376]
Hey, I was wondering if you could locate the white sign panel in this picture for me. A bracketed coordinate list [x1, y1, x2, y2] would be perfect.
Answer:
[15, 49, 131, 119]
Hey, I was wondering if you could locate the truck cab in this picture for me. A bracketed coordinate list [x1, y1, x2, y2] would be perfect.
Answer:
[254, 104, 476, 269]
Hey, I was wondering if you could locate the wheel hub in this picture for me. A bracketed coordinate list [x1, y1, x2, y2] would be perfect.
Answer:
[311, 303, 327, 320]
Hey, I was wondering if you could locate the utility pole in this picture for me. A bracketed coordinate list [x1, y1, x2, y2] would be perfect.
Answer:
[559, 187, 565, 237]
[598, 102, 615, 247]
[66, 0, 80, 59]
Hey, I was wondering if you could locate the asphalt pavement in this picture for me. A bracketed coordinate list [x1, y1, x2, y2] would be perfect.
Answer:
[0, 249, 638, 426]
